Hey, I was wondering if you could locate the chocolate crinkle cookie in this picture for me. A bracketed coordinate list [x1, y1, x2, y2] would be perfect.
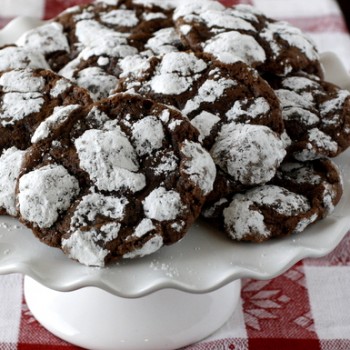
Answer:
[54, 0, 171, 100]
[266, 72, 350, 161]
[173, 1, 323, 77]
[204, 158, 343, 242]
[16, 0, 181, 100]
[272, 158, 343, 219]
[16, 93, 216, 266]
[116, 51, 286, 192]
[0, 68, 92, 217]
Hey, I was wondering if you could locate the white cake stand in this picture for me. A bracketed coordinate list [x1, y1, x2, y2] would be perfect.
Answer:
[1, 18, 350, 350]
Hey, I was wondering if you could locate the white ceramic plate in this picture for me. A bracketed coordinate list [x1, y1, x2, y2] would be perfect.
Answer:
[0, 18, 350, 298]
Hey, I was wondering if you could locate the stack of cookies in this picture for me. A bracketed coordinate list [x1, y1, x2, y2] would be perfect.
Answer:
[0, 0, 348, 266]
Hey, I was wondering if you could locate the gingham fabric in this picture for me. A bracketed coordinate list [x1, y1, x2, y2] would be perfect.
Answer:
[1, 0, 350, 349]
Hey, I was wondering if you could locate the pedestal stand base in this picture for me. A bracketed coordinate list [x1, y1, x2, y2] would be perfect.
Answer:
[24, 277, 241, 350]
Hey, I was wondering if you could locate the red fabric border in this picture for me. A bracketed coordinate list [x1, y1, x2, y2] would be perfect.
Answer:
[248, 338, 321, 350]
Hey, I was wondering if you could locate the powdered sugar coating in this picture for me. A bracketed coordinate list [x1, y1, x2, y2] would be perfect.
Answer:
[70, 192, 128, 229]
[179, 24, 191, 35]
[0, 147, 26, 216]
[282, 76, 319, 91]
[73, 10, 95, 22]
[80, 39, 138, 62]
[282, 107, 319, 126]
[75, 126, 146, 192]
[74, 67, 119, 101]
[146, 28, 182, 55]
[123, 235, 163, 259]
[74, 20, 138, 59]
[168, 119, 183, 131]
[133, 0, 180, 10]
[224, 185, 311, 240]
[151, 150, 179, 175]
[293, 129, 339, 161]
[63, 192, 127, 266]
[16, 22, 70, 55]
[260, 21, 319, 62]
[31, 105, 80, 143]
[272, 73, 350, 159]
[275, 89, 314, 111]
[97, 56, 110, 66]
[160, 109, 170, 123]
[322, 185, 337, 215]
[100, 9, 139, 26]
[18, 164, 79, 228]
[119, 55, 151, 79]
[273, 157, 343, 221]
[0, 93, 44, 127]
[142, 12, 167, 21]
[183, 78, 236, 115]
[320, 90, 350, 116]
[226, 97, 271, 121]
[50, 79, 72, 98]
[62, 225, 119, 266]
[203, 31, 266, 66]
[0, 69, 45, 93]
[132, 218, 155, 238]
[75, 19, 113, 48]
[0, 70, 45, 127]
[180, 140, 216, 195]
[190, 111, 220, 142]
[85, 106, 111, 127]
[150, 52, 207, 95]
[58, 58, 80, 81]
[200, 8, 256, 31]
[173, 0, 225, 21]
[278, 93, 318, 123]
[62, 193, 128, 267]
[293, 213, 318, 234]
[0, 46, 50, 71]
[131, 116, 165, 156]
[211, 124, 286, 185]
[278, 162, 322, 185]
[143, 187, 184, 221]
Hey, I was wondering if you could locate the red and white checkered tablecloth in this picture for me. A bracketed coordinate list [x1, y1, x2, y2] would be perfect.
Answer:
[1, 0, 350, 349]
